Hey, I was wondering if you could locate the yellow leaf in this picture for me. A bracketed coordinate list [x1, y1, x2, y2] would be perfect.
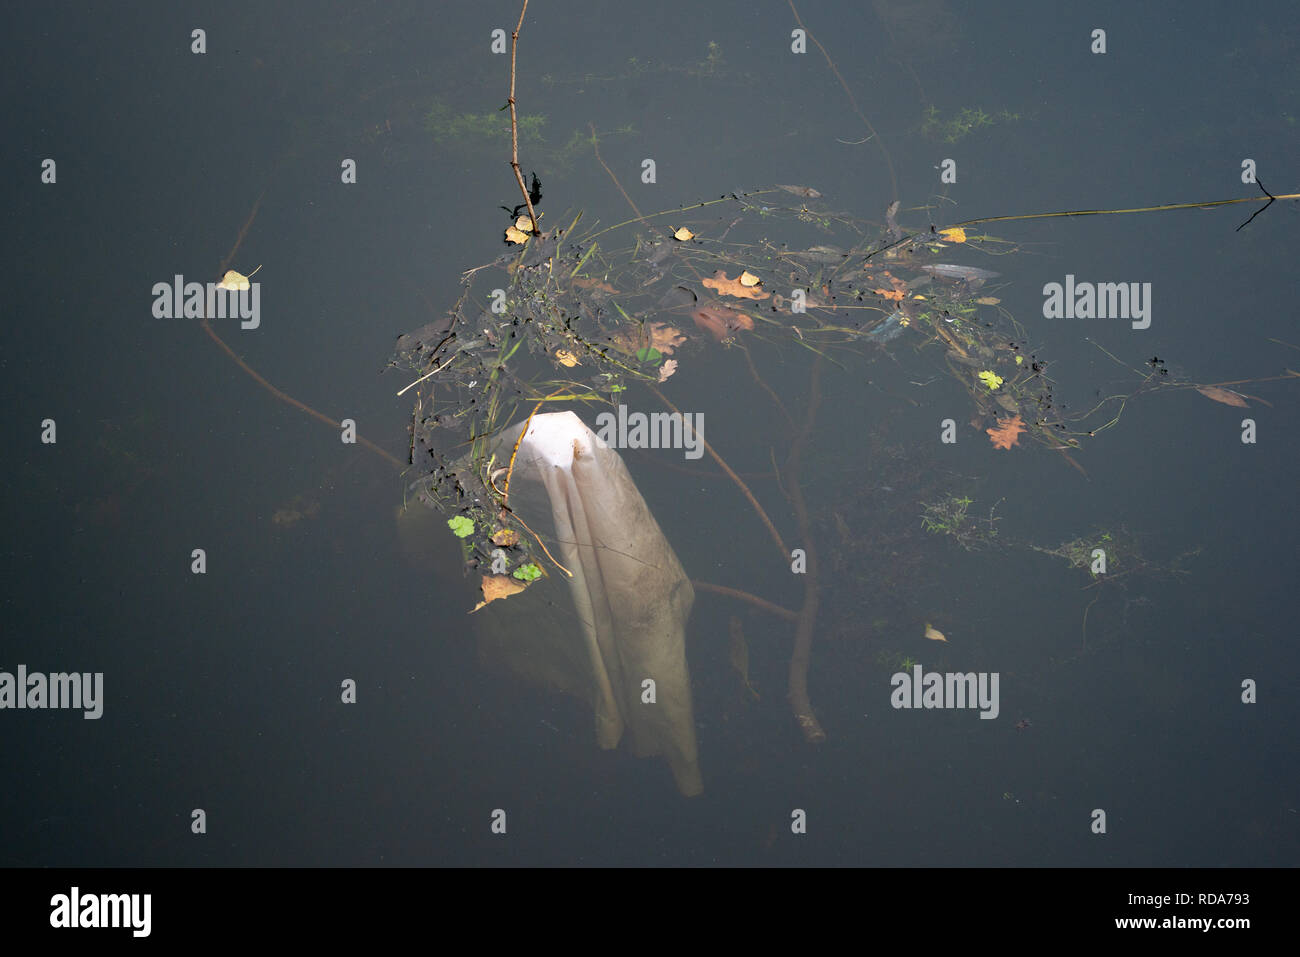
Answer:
[976, 296, 1001, 305]
[938, 227, 967, 243]
[673, 226, 694, 241]
[514, 215, 535, 233]
[924, 622, 948, 642]
[504, 226, 529, 244]
[218, 269, 251, 291]
[740, 270, 762, 287]
[491, 529, 519, 547]
[555, 349, 580, 367]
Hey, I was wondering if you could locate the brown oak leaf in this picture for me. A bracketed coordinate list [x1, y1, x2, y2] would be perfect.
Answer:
[703, 270, 771, 301]
[986, 414, 1026, 450]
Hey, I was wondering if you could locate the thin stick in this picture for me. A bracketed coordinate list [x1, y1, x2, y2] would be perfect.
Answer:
[647, 383, 789, 561]
[691, 581, 798, 622]
[787, 0, 898, 203]
[205, 193, 404, 471]
[508, 1, 540, 234]
[785, 354, 826, 743]
[397, 353, 457, 397]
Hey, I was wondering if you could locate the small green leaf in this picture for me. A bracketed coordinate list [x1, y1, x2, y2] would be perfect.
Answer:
[512, 562, 542, 581]
[635, 346, 663, 364]
[447, 515, 475, 538]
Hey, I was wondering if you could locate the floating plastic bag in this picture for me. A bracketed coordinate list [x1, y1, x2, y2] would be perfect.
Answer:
[477, 411, 702, 795]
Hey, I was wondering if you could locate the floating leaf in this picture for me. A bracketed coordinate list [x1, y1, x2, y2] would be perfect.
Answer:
[703, 269, 770, 300]
[976, 296, 1001, 305]
[938, 227, 967, 243]
[491, 528, 519, 547]
[871, 270, 909, 302]
[447, 515, 475, 538]
[1195, 386, 1249, 408]
[739, 270, 762, 287]
[986, 414, 1026, 450]
[924, 622, 948, 642]
[647, 322, 685, 354]
[555, 349, 580, 367]
[218, 269, 252, 291]
[471, 573, 526, 612]
[657, 358, 678, 383]
[514, 215, 535, 233]
[635, 346, 663, 364]
[978, 370, 1004, 390]
[504, 225, 529, 244]
[673, 226, 695, 241]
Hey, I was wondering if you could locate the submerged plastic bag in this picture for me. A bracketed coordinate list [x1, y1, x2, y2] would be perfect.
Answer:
[477, 411, 702, 796]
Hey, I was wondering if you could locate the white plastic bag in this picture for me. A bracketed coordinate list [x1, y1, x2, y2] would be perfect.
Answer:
[478, 411, 702, 795]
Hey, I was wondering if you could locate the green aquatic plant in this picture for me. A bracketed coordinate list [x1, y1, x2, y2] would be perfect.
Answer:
[921, 105, 1022, 144]
[447, 515, 475, 539]
[512, 562, 542, 582]
[425, 98, 547, 148]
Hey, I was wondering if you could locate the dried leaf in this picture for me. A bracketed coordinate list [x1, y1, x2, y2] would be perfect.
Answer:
[692, 305, 754, 342]
[471, 574, 526, 613]
[986, 414, 1026, 450]
[739, 270, 762, 287]
[572, 277, 618, 294]
[938, 227, 967, 243]
[491, 528, 519, 547]
[555, 349, 580, 367]
[658, 358, 678, 383]
[218, 269, 251, 291]
[504, 226, 529, 244]
[647, 322, 685, 354]
[871, 270, 909, 302]
[608, 321, 686, 357]
[514, 215, 535, 233]
[673, 226, 695, 241]
[703, 269, 770, 301]
[729, 616, 760, 699]
[924, 622, 948, 642]
[1196, 386, 1249, 408]
[775, 184, 822, 198]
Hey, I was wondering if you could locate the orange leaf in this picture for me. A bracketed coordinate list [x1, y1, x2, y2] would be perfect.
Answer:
[471, 574, 527, 613]
[1195, 386, 1249, 408]
[986, 414, 1026, 450]
[702, 270, 770, 301]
